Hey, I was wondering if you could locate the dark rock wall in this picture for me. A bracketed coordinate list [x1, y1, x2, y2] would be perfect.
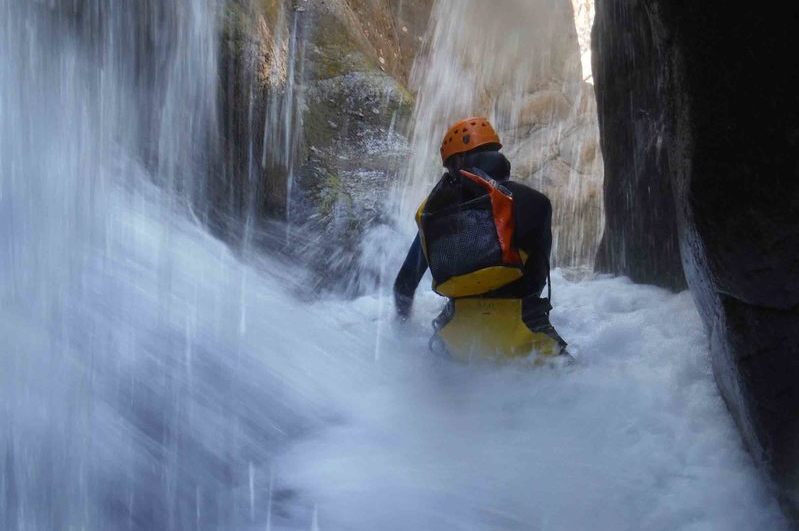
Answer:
[594, 0, 799, 518]
[669, 3, 799, 516]
[592, 0, 685, 290]
[216, 1, 270, 229]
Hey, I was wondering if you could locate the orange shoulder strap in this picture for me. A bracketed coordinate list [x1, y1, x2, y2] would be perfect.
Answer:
[459, 170, 522, 265]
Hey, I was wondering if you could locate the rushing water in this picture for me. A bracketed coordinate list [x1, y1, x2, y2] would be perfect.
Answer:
[0, 1, 789, 530]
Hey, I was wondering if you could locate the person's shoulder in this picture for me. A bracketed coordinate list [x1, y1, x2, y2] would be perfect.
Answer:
[504, 180, 551, 207]
[503, 179, 542, 195]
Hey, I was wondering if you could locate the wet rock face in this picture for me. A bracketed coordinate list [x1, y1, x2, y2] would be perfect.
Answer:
[292, 70, 412, 293]
[669, 3, 799, 518]
[591, 0, 685, 290]
[594, 0, 799, 518]
[506, 80, 604, 268]
[217, 0, 430, 291]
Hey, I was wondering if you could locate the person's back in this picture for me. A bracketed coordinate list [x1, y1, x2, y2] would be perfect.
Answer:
[394, 117, 568, 361]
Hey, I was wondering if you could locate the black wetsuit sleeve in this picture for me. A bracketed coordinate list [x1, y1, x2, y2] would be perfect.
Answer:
[393, 234, 428, 319]
[503, 181, 553, 298]
[516, 189, 552, 266]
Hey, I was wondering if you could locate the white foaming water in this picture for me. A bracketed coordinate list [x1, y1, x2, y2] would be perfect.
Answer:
[0, 1, 787, 530]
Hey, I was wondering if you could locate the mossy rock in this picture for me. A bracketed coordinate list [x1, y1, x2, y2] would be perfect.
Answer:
[216, 0, 426, 293]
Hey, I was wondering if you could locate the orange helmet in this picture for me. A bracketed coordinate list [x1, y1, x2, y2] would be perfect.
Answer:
[440, 117, 502, 164]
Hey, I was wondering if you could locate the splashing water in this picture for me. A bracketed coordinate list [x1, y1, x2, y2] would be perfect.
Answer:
[0, 1, 788, 530]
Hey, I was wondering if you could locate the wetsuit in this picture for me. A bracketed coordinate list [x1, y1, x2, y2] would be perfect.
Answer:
[394, 150, 567, 360]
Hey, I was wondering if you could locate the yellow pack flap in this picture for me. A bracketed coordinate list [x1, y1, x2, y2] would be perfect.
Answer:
[438, 298, 561, 360]
[434, 266, 523, 298]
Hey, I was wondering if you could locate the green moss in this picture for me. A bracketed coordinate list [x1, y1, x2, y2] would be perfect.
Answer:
[303, 68, 415, 147]
[318, 171, 346, 217]
[257, 0, 283, 25]
[220, 1, 253, 56]
[300, 157, 352, 220]
[393, 88, 416, 128]
[308, 9, 376, 80]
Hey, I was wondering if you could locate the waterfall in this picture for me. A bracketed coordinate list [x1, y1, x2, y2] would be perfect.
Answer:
[0, 3, 353, 528]
[393, 0, 604, 269]
[0, 2, 251, 529]
[0, 0, 219, 300]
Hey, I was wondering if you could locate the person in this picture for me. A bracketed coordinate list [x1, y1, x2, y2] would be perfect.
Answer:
[394, 117, 569, 362]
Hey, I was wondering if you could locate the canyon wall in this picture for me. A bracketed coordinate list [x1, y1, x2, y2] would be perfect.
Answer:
[592, 0, 685, 290]
[594, 0, 799, 519]
[217, 0, 432, 291]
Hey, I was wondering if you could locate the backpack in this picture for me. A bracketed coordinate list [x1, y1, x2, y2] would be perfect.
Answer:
[416, 168, 525, 298]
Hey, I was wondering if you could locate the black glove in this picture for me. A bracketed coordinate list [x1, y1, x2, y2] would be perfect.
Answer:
[394, 292, 413, 322]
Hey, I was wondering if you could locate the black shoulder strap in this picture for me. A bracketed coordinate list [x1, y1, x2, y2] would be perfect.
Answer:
[538, 245, 552, 316]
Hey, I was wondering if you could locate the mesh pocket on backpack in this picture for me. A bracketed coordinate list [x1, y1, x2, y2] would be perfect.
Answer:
[423, 195, 502, 282]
